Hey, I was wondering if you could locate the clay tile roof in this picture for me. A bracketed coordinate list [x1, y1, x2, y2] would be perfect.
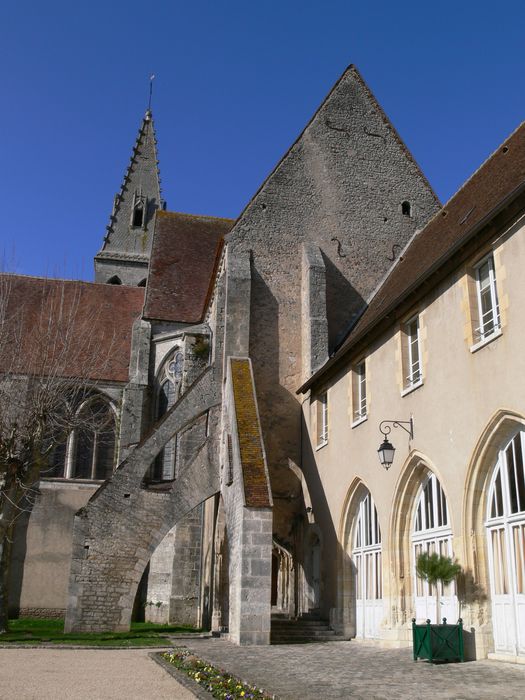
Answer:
[300, 121, 525, 392]
[0, 275, 144, 383]
[144, 211, 234, 323]
[230, 358, 272, 508]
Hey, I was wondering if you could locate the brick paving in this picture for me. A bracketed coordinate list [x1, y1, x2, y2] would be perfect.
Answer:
[183, 638, 525, 699]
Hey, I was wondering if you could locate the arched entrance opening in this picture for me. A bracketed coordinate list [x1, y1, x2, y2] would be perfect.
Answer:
[412, 472, 457, 623]
[305, 532, 321, 612]
[351, 489, 383, 638]
[271, 540, 294, 614]
[485, 429, 525, 656]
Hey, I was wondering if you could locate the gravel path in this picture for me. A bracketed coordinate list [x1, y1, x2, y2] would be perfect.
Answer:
[0, 648, 195, 699]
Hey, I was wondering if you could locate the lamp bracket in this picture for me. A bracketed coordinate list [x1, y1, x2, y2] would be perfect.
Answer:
[379, 418, 414, 440]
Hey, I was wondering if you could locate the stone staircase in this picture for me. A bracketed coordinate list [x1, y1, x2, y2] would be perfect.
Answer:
[270, 612, 347, 644]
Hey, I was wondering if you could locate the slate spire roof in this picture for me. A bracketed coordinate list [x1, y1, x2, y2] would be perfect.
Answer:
[94, 110, 163, 277]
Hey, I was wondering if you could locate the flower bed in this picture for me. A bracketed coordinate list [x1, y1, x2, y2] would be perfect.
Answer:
[161, 648, 274, 699]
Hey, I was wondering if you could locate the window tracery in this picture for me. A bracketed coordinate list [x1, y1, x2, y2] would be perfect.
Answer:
[149, 348, 184, 482]
[45, 394, 117, 481]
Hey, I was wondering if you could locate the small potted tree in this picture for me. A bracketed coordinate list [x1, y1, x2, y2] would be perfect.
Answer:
[412, 552, 464, 662]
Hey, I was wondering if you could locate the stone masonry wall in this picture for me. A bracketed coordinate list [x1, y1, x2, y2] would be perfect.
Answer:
[65, 367, 221, 632]
[226, 66, 440, 614]
[220, 357, 273, 644]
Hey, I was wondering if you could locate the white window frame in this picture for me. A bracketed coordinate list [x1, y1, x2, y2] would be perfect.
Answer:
[352, 360, 367, 424]
[474, 254, 501, 342]
[412, 472, 457, 622]
[352, 491, 383, 639]
[405, 316, 422, 388]
[316, 391, 328, 448]
[485, 430, 525, 655]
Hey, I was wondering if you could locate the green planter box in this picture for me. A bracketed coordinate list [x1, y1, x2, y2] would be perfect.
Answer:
[412, 618, 464, 663]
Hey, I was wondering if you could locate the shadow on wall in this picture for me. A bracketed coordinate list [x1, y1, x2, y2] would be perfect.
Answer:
[248, 269, 303, 530]
[300, 416, 340, 620]
[8, 510, 30, 616]
[322, 253, 366, 353]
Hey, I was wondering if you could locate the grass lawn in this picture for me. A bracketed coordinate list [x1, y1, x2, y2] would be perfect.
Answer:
[0, 618, 201, 646]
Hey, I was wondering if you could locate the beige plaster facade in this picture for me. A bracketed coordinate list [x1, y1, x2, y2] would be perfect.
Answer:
[302, 206, 525, 661]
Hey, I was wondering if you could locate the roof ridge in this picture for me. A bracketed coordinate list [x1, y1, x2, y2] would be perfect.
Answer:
[337, 120, 525, 351]
[300, 119, 525, 392]
[0, 272, 146, 291]
[425, 119, 525, 225]
[158, 209, 236, 223]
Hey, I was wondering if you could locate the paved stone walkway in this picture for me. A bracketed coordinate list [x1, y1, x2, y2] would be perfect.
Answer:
[183, 638, 525, 699]
[0, 648, 194, 699]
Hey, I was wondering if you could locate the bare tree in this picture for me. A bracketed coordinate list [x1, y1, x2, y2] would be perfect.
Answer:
[0, 274, 116, 632]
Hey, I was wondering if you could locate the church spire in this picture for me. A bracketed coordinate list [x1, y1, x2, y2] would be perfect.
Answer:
[94, 110, 164, 286]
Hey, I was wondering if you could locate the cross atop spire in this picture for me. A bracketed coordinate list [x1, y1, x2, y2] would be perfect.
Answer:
[94, 110, 164, 286]
[148, 74, 155, 112]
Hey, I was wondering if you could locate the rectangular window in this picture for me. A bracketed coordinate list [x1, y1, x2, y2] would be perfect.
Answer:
[352, 360, 367, 422]
[316, 392, 328, 447]
[475, 254, 500, 341]
[404, 316, 421, 387]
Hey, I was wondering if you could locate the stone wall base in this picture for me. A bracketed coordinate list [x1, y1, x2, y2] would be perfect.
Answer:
[17, 607, 65, 619]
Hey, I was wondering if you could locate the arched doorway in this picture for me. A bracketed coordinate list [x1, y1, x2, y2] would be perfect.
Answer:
[485, 430, 525, 656]
[305, 533, 321, 611]
[412, 472, 457, 622]
[351, 490, 382, 638]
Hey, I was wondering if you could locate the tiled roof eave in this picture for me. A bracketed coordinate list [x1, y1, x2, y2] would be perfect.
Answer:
[298, 178, 525, 395]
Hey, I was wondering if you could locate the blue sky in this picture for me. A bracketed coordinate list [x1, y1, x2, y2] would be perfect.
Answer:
[2, 1, 525, 279]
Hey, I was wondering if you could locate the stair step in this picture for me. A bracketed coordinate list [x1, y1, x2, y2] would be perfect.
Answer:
[271, 631, 332, 636]
[271, 626, 331, 633]
[271, 634, 347, 644]
[271, 622, 330, 629]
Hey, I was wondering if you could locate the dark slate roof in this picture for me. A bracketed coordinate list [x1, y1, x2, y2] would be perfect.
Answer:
[230, 358, 272, 508]
[144, 210, 234, 323]
[0, 275, 144, 382]
[299, 121, 525, 392]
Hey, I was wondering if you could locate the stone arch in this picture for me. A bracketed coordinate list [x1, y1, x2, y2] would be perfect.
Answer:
[337, 477, 379, 637]
[65, 367, 221, 633]
[389, 450, 453, 629]
[461, 409, 525, 655]
[271, 538, 294, 614]
[211, 494, 230, 634]
[303, 526, 322, 612]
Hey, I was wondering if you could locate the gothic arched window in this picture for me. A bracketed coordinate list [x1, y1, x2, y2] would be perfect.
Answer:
[70, 397, 116, 480]
[149, 350, 184, 482]
[44, 395, 117, 481]
[486, 430, 525, 656]
[412, 472, 457, 622]
[352, 490, 382, 638]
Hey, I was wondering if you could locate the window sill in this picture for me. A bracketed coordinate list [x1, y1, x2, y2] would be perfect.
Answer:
[470, 328, 502, 353]
[39, 478, 103, 489]
[351, 415, 368, 428]
[401, 379, 424, 397]
[315, 440, 328, 451]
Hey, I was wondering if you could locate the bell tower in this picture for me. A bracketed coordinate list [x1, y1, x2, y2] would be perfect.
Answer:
[94, 110, 163, 286]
